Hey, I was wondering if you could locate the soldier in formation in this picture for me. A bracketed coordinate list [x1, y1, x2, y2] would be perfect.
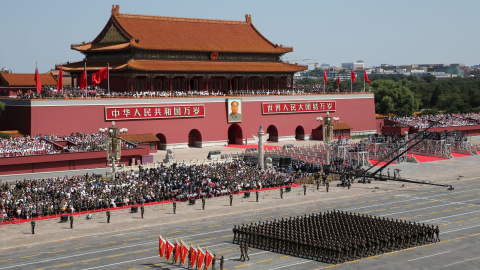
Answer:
[256, 189, 259, 202]
[70, 213, 74, 229]
[303, 184, 307, 195]
[232, 210, 439, 264]
[280, 187, 283, 199]
[219, 255, 224, 270]
[31, 217, 35, 234]
[106, 208, 111, 223]
[141, 203, 145, 218]
[173, 200, 177, 214]
[202, 197, 206, 210]
[230, 194, 233, 206]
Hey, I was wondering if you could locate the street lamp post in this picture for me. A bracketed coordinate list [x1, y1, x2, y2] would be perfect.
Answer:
[100, 121, 128, 181]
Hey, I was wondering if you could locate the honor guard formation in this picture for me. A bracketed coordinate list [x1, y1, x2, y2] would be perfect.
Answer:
[232, 210, 440, 264]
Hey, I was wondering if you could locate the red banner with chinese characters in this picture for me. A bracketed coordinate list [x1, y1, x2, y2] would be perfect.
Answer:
[105, 105, 205, 120]
[262, 101, 336, 114]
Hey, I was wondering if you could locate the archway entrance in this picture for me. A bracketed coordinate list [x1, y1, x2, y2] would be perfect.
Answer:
[156, 133, 167, 150]
[295, 126, 305, 140]
[188, 129, 202, 148]
[266, 125, 278, 142]
[228, 124, 243, 145]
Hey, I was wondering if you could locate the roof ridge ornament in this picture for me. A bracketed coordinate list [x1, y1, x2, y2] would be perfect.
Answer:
[112, 5, 120, 16]
[245, 14, 252, 24]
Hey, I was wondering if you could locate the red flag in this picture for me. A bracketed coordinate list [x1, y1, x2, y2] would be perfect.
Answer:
[205, 249, 214, 270]
[165, 240, 174, 261]
[174, 240, 181, 262]
[80, 66, 87, 89]
[34, 67, 42, 94]
[323, 69, 328, 85]
[351, 69, 356, 83]
[180, 241, 188, 266]
[189, 245, 198, 267]
[159, 235, 166, 258]
[364, 69, 371, 84]
[196, 247, 205, 269]
[337, 72, 340, 89]
[92, 67, 108, 85]
[57, 66, 63, 91]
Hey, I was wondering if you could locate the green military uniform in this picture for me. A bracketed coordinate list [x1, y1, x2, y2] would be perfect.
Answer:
[70, 214, 74, 229]
[255, 189, 259, 202]
[230, 194, 233, 206]
[141, 204, 145, 218]
[326, 181, 329, 192]
[202, 198, 206, 210]
[106, 209, 111, 223]
[316, 180, 320, 190]
[31, 218, 35, 234]
[303, 184, 307, 195]
[173, 201, 177, 214]
[280, 188, 283, 199]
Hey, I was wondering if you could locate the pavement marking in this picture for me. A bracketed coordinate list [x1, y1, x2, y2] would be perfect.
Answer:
[258, 259, 273, 263]
[414, 214, 424, 217]
[82, 258, 100, 263]
[244, 219, 256, 222]
[226, 222, 239, 224]
[361, 211, 371, 214]
[48, 250, 67, 253]
[75, 246, 92, 249]
[404, 247, 417, 251]
[312, 209, 321, 211]
[201, 238, 216, 241]
[20, 254, 41, 258]
[146, 235, 158, 237]
[325, 264, 341, 268]
[390, 207, 400, 209]
[280, 213, 291, 216]
[189, 228, 202, 231]
[404, 204, 414, 207]
[367, 255, 380, 259]
[208, 225, 220, 227]
[355, 202, 365, 204]
[400, 217, 409, 219]
[455, 236, 467, 240]
[369, 200, 378, 202]
[346, 259, 361, 264]
[407, 251, 451, 262]
[295, 211, 306, 213]
[454, 220, 466, 223]
[217, 249, 232, 254]
[469, 218, 479, 220]
[442, 209, 452, 212]
[133, 249, 151, 253]
[382, 198, 391, 200]
[428, 212, 439, 215]
[376, 209, 386, 212]
[442, 256, 480, 267]
[386, 251, 399, 255]
[168, 231, 182, 234]
[109, 254, 126, 258]
[438, 240, 450, 243]
[279, 255, 291, 258]
[440, 223, 451, 226]
[144, 262, 163, 268]
[124, 238, 140, 241]
[82, 256, 160, 270]
[53, 263, 73, 268]
[234, 263, 251, 268]
[341, 204, 351, 206]
[100, 241, 117, 245]
[222, 234, 234, 238]
[263, 216, 275, 219]
[0, 260, 12, 263]
[470, 233, 480, 236]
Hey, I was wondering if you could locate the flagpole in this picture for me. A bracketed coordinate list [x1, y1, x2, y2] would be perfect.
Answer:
[36, 62, 39, 98]
[107, 63, 110, 96]
[323, 69, 326, 94]
[84, 62, 87, 98]
[364, 74, 366, 92]
[350, 74, 353, 93]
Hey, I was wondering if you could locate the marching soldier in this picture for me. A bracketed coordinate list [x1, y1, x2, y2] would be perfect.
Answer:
[303, 184, 307, 195]
[173, 200, 177, 214]
[31, 217, 35, 234]
[326, 181, 330, 192]
[211, 253, 217, 270]
[202, 197, 206, 210]
[239, 243, 245, 261]
[255, 189, 259, 202]
[106, 208, 111, 223]
[280, 187, 283, 199]
[244, 243, 251, 261]
[141, 203, 145, 218]
[316, 180, 320, 190]
[230, 194, 233, 206]
[70, 213, 74, 229]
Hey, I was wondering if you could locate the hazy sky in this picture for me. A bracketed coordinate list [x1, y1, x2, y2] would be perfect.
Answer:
[2, 0, 479, 73]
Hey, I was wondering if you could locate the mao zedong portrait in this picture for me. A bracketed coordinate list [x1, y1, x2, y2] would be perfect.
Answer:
[228, 100, 242, 122]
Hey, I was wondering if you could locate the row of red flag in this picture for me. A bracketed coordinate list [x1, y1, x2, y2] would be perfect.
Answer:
[159, 235, 214, 269]
[322, 69, 371, 88]
[34, 65, 108, 95]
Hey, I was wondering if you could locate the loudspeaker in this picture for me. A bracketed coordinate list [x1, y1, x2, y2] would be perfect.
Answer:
[279, 157, 285, 167]
[60, 215, 68, 222]
[189, 198, 196, 205]
[131, 206, 138, 213]
[244, 192, 251, 198]
[285, 186, 291, 192]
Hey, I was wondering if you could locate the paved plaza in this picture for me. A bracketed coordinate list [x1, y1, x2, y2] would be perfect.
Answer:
[1, 140, 480, 270]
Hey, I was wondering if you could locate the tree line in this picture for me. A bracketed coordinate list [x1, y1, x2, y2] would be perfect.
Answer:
[296, 75, 480, 116]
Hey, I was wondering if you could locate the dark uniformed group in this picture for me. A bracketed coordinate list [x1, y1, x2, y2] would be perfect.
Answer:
[232, 210, 440, 264]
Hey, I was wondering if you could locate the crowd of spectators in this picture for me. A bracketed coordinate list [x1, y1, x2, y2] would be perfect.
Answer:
[0, 136, 61, 157]
[388, 113, 480, 129]
[0, 161, 296, 222]
[0, 132, 136, 158]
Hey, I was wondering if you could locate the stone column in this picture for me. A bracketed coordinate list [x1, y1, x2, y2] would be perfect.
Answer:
[258, 125, 265, 169]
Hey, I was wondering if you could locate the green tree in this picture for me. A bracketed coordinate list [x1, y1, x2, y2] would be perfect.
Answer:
[372, 80, 420, 115]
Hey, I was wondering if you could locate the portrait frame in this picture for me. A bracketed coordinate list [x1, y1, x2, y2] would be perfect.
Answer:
[227, 98, 243, 123]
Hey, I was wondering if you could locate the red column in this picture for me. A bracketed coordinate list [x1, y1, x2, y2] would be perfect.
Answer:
[291, 76, 294, 90]
[130, 77, 134, 92]
[246, 77, 249, 91]
[229, 78, 232, 91]
[150, 77, 154, 91]
[276, 77, 280, 90]
[261, 77, 264, 90]
[169, 78, 173, 93]
[188, 77, 191, 91]
[206, 77, 209, 91]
